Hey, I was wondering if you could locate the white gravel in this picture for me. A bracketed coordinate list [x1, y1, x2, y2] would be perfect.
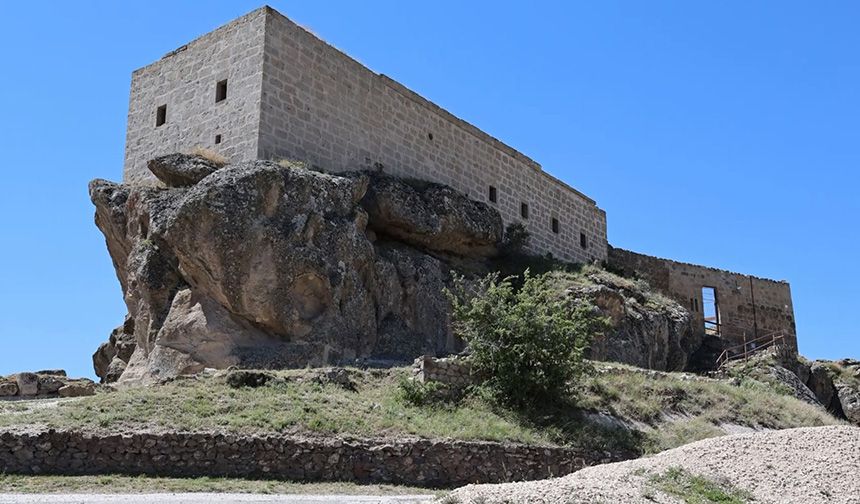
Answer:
[445, 425, 860, 503]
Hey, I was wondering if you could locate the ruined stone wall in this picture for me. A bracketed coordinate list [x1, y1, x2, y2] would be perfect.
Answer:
[413, 355, 475, 388]
[257, 8, 607, 264]
[123, 9, 267, 185]
[607, 247, 797, 354]
[0, 429, 629, 488]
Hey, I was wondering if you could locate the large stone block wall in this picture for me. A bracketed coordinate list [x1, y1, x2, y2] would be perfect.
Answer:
[607, 247, 797, 353]
[0, 429, 629, 488]
[258, 8, 607, 263]
[123, 9, 267, 186]
[123, 7, 607, 263]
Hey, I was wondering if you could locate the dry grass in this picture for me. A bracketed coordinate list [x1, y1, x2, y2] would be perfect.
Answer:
[0, 473, 438, 496]
[0, 364, 839, 456]
[188, 146, 227, 165]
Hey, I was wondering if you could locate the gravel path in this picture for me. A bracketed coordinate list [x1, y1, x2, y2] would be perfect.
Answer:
[445, 425, 860, 503]
[0, 494, 435, 503]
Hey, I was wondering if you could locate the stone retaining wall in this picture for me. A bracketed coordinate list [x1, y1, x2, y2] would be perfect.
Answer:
[0, 429, 630, 488]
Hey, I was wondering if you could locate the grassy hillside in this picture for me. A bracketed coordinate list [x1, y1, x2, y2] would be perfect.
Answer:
[0, 363, 837, 456]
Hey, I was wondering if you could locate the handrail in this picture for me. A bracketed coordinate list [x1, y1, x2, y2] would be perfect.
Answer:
[715, 331, 786, 369]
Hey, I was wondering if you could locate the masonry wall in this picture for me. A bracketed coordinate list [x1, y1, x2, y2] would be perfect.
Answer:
[258, 9, 607, 263]
[608, 247, 797, 355]
[123, 9, 267, 185]
[0, 429, 631, 488]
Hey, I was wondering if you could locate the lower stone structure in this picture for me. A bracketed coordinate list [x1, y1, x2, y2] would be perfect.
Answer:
[413, 355, 475, 388]
[0, 430, 630, 488]
[607, 247, 797, 368]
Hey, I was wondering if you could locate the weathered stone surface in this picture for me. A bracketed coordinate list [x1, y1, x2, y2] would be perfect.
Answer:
[147, 153, 223, 187]
[58, 381, 96, 398]
[225, 370, 276, 388]
[34, 370, 66, 377]
[835, 384, 860, 425]
[14, 373, 38, 396]
[361, 173, 503, 257]
[565, 270, 699, 372]
[89, 160, 471, 384]
[807, 362, 837, 410]
[0, 381, 17, 397]
[93, 318, 137, 383]
[104, 358, 127, 384]
[309, 367, 355, 391]
[0, 428, 631, 487]
[36, 375, 64, 395]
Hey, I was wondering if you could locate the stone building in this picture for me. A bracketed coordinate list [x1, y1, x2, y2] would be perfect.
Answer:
[122, 5, 797, 361]
[124, 6, 606, 264]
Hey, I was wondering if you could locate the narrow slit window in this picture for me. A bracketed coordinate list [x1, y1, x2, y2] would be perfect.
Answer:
[520, 202, 529, 219]
[155, 105, 167, 127]
[214, 134, 222, 144]
[551, 217, 559, 234]
[215, 79, 228, 103]
[580, 232, 588, 249]
[488, 186, 497, 204]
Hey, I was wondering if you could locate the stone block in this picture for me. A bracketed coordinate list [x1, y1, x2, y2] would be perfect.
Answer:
[14, 373, 38, 396]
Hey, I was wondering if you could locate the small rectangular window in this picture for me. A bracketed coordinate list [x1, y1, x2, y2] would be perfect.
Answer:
[551, 217, 559, 234]
[580, 232, 588, 249]
[488, 185, 497, 204]
[214, 134, 222, 144]
[155, 105, 167, 127]
[520, 202, 529, 219]
[216, 79, 228, 103]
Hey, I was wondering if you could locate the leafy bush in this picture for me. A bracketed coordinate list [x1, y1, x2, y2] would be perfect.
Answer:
[446, 270, 608, 408]
[396, 378, 446, 406]
[500, 222, 530, 255]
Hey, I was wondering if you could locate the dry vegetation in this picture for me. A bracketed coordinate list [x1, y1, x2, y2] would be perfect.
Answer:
[0, 364, 837, 456]
[0, 473, 437, 496]
[188, 146, 227, 165]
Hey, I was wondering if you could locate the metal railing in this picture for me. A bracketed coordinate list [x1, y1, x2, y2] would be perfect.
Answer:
[715, 331, 786, 369]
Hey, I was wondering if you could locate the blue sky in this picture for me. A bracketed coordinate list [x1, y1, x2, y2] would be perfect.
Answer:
[1, 1, 857, 378]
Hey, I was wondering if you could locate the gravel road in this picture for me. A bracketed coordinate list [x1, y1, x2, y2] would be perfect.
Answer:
[446, 425, 860, 503]
[0, 494, 435, 504]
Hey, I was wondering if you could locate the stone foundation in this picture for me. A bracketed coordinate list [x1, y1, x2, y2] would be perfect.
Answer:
[0, 429, 630, 488]
[413, 355, 476, 388]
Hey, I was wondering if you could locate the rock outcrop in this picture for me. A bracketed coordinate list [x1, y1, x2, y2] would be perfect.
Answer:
[0, 372, 96, 398]
[89, 156, 503, 384]
[560, 269, 699, 371]
[146, 153, 223, 187]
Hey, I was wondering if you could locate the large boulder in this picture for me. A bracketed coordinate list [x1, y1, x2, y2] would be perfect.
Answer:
[14, 373, 38, 396]
[0, 381, 17, 397]
[361, 173, 503, 257]
[93, 318, 136, 382]
[58, 380, 96, 398]
[835, 384, 860, 424]
[807, 361, 838, 410]
[37, 375, 64, 395]
[147, 153, 223, 187]
[89, 159, 481, 384]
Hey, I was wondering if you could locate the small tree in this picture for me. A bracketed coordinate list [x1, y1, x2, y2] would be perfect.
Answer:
[446, 271, 607, 408]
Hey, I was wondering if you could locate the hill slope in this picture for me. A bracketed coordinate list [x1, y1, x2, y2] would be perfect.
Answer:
[446, 425, 860, 504]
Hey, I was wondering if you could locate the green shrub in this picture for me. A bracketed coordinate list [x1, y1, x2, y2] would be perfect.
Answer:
[446, 270, 608, 408]
[396, 378, 445, 406]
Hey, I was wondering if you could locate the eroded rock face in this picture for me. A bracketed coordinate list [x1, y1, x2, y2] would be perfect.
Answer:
[89, 160, 482, 384]
[14, 373, 38, 396]
[563, 270, 699, 372]
[147, 153, 223, 187]
[361, 173, 503, 257]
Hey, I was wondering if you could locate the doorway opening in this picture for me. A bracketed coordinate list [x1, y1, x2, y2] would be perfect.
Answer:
[702, 286, 720, 336]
